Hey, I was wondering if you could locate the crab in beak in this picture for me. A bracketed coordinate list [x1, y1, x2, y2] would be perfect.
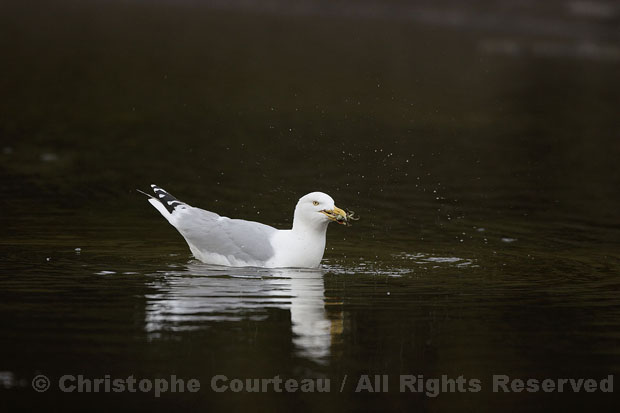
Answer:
[320, 207, 358, 226]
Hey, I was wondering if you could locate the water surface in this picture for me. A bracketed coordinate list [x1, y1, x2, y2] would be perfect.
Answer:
[1, 1, 619, 411]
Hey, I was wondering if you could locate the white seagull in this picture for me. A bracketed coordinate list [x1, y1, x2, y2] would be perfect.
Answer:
[140, 185, 354, 268]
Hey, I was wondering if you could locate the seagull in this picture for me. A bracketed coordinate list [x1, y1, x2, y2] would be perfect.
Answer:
[139, 185, 353, 268]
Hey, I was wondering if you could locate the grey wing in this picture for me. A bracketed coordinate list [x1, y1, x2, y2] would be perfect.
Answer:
[173, 206, 277, 262]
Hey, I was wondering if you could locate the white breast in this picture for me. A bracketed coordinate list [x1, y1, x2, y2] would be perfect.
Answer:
[267, 229, 327, 268]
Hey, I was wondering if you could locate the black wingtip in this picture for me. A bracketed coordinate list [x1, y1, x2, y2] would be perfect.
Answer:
[148, 184, 186, 214]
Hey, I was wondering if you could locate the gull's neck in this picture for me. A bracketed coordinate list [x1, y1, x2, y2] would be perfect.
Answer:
[269, 215, 328, 268]
[292, 210, 329, 236]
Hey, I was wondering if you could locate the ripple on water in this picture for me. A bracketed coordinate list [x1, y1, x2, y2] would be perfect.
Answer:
[321, 261, 413, 277]
[323, 252, 476, 277]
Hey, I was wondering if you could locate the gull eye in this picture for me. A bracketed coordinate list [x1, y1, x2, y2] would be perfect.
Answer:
[312, 201, 319, 206]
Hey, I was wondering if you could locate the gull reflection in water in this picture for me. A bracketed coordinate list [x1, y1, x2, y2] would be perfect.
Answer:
[144, 263, 341, 364]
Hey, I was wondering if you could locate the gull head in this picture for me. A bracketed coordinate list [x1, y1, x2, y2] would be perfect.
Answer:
[293, 192, 348, 230]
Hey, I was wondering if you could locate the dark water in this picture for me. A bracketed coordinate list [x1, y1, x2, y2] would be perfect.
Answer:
[1, 1, 619, 411]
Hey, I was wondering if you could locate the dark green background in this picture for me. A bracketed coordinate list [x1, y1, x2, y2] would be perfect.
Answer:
[1, 1, 619, 411]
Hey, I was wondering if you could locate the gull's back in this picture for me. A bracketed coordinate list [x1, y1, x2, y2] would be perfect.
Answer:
[144, 185, 277, 267]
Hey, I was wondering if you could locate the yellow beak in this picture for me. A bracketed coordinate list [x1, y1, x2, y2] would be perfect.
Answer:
[320, 206, 348, 225]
